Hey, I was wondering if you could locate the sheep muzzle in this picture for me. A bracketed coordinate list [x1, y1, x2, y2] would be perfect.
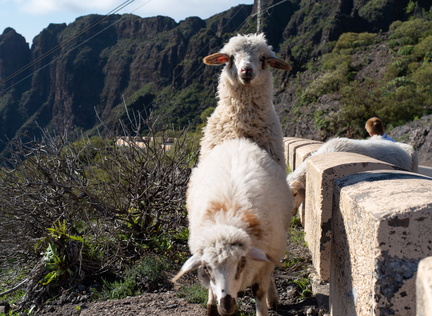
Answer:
[239, 67, 255, 83]
[218, 295, 237, 315]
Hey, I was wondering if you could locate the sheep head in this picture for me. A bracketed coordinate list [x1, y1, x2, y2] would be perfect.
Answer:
[203, 33, 291, 86]
[172, 225, 279, 315]
[289, 179, 305, 216]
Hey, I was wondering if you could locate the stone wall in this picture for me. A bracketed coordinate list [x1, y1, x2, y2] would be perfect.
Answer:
[284, 137, 432, 316]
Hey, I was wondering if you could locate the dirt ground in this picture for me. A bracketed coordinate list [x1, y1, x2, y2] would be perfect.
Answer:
[2, 222, 329, 316]
[36, 271, 327, 316]
[33, 230, 330, 316]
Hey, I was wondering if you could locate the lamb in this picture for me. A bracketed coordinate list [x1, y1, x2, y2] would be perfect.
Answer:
[172, 138, 293, 316]
[200, 33, 291, 170]
[287, 135, 418, 215]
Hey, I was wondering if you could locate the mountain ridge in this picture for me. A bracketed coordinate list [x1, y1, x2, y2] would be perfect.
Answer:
[0, 0, 431, 165]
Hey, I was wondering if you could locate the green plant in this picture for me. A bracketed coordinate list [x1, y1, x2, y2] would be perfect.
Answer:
[41, 242, 71, 286]
[176, 284, 208, 305]
[97, 256, 171, 300]
[405, 0, 417, 14]
[390, 18, 432, 45]
[101, 275, 136, 300]
[294, 277, 313, 299]
[334, 32, 378, 52]
[289, 228, 308, 248]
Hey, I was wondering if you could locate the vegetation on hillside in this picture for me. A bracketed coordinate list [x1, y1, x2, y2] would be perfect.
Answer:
[283, 13, 432, 139]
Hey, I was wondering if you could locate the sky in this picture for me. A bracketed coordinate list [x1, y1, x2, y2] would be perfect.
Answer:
[0, 0, 254, 44]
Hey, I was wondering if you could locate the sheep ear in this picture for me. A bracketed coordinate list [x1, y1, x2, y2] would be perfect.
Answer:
[171, 253, 202, 283]
[266, 57, 292, 71]
[290, 179, 305, 190]
[248, 247, 283, 266]
[203, 53, 230, 65]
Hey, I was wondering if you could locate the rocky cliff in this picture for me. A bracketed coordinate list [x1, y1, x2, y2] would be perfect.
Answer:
[0, 0, 431, 160]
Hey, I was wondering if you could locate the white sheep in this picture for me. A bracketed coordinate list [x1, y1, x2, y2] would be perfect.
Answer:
[172, 138, 293, 316]
[200, 33, 291, 170]
[287, 135, 418, 215]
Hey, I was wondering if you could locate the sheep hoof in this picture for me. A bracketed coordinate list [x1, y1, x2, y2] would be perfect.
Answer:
[267, 297, 279, 310]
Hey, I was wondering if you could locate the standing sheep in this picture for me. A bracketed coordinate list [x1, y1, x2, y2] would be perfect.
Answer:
[200, 33, 291, 170]
[172, 138, 293, 316]
[287, 136, 418, 215]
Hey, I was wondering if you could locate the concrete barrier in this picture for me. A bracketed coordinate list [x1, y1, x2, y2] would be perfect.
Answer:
[419, 166, 432, 177]
[417, 257, 432, 316]
[294, 143, 323, 169]
[331, 170, 432, 315]
[283, 137, 432, 315]
[304, 152, 402, 281]
[283, 137, 303, 170]
[283, 137, 322, 172]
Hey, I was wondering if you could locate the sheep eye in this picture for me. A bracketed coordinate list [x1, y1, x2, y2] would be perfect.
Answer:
[235, 257, 247, 279]
[203, 265, 212, 275]
[259, 56, 266, 63]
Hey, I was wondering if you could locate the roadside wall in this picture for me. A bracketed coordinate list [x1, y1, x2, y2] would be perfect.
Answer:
[284, 137, 432, 315]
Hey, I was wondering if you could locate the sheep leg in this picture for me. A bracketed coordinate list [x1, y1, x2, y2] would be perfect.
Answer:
[206, 288, 218, 316]
[266, 276, 279, 309]
[252, 282, 269, 316]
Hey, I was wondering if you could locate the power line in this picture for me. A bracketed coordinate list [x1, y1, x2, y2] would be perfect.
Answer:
[251, 0, 291, 18]
[0, 1, 254, 131]
[0, 0, 136, 93]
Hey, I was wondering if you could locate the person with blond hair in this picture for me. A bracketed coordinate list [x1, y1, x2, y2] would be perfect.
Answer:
[365, 117, 396, 142]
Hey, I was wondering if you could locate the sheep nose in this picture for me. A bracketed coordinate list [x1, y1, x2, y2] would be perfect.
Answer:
[218, 295, 236, 315]
[241, 67, 254, 75]
[240, 67, 255, 83]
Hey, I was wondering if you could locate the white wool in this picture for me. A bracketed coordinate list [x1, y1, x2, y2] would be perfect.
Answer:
[194, 225, 251, 266]
[287, 136, 418, 214]
[200, 33, 287, 170]
[175, 138, 293, 315]
[188, 138, 292, 255]
[288, 136, 416, 187]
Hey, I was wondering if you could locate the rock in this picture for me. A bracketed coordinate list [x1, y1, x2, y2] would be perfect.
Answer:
[389, 114, 432, 167]
[286, 282, 301, 300]
[0, 301, 10, 314]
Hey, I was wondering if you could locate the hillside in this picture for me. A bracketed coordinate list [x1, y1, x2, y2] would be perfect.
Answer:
[0, 0, 431, 165]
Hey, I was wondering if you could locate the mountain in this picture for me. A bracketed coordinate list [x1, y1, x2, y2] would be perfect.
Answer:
[0, 0, 431, 165]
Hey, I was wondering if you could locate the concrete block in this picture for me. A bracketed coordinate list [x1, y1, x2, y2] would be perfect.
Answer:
[419, 165, 432, 177]
[294, 143, 323, 169]
[417, 257, 432, 316]
[283, 137, 303, 171]
[286, 141, 322, 226]
[288, 140, 322, 172]
[331, 170, 432, 315]
[304, 152, 401, 281]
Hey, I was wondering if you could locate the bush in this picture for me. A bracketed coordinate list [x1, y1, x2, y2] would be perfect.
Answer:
[98, 256, 172, 300]
[390, 19, 432, 45]
[334, 32, 378, 52]
[413, 35, 432, 62]
[0, 112, 200, 312]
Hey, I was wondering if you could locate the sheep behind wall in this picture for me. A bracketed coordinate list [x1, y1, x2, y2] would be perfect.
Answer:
[200, 33, 291, 170]
[172, 138, 293, 316]
[287, 136, 418, 215]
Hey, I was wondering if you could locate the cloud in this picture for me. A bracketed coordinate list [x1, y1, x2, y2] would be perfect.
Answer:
[15, 0, 253, 20]
[16, 0, 122, 15]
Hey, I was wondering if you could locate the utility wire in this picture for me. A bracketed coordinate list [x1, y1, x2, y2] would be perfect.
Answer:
[0, 1, 258, 130]
[251, 0, 291, 17]
[0, 0, 136, 92]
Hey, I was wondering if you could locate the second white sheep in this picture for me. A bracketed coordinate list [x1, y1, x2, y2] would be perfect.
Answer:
[287, 136, 418, 215]
[173, 138, 293, 316]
